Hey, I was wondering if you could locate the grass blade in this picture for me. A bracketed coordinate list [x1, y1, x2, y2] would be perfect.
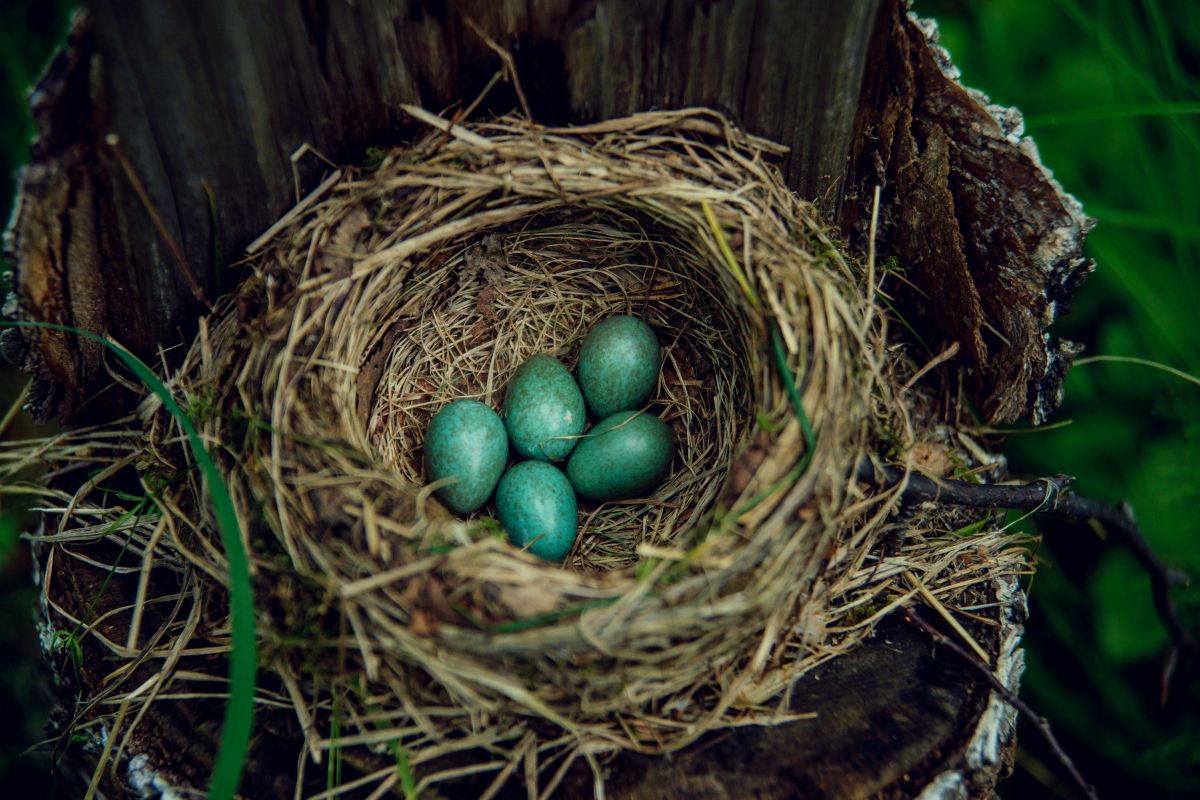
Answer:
[700, 200, 761, 311]
[1025, 102, 1200, 128]
[1074, 354, 1200, 388]
[1084, 204, 1200, 241]
[4, 321, 256, 800]
[1053, 0, 1200, 155]
[771, 324, 815, 452]
[730, 324, 819, 519]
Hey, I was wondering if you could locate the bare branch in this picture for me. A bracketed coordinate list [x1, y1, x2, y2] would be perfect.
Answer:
[860, 459, 1195, 700]
[904, 608, 1099, 800]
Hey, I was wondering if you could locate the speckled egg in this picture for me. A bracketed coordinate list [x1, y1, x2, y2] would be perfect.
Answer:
[503, 354, 586, 462]
[423, 399, 509, 514]
[496, 461, 579, 561]
[577, 315, 661, 419]
[566, 411, 673, 502]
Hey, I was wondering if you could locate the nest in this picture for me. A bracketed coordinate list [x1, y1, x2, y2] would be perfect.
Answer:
[11, 109, 1029, 796]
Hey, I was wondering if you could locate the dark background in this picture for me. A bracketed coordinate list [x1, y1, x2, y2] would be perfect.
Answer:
[1, 0, 1197, 796]
[0, 4, 73, 795]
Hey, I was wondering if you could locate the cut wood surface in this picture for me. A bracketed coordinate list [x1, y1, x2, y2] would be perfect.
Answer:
[3, 0, 1093, 797]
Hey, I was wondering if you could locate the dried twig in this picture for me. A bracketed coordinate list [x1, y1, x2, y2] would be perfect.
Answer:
[104, 134, 211, 309]
[905, 607, 1099, 800]
[863, 459, 1195, 700]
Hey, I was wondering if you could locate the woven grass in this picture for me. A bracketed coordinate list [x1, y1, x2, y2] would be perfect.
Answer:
[3, 108, 1029, 797]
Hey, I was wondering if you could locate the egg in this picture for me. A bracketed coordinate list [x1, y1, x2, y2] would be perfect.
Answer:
[566, 411, 673, 502]
[495, 461, 579, 561]
[577, 315, 661, 419]
[503, 354, 586, 462]
[423, 399, 509, 514]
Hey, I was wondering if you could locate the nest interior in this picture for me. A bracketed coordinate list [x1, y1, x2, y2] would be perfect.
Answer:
[11, 109, 1030, 796]
[368, 216, 755, 570]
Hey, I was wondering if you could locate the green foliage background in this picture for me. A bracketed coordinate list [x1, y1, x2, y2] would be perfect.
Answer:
[0, 0, 1197, 796]
[918, 1, 1200, 796]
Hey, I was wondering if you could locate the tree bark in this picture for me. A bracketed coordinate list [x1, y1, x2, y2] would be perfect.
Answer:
[5, 0, 1088, 426]
[6, 0, 882, 422]
[6, 0, 1092, 797]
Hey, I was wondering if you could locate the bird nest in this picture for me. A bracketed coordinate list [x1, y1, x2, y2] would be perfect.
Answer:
[13, 109, 1028, 797]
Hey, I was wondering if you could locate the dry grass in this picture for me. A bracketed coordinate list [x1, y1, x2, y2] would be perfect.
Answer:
[1, 108, 1029, 797]
[368, 220, 751, 570]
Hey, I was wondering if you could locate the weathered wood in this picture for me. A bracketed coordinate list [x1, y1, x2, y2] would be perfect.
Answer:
[47, 540, 1020, 799]
[552, 587, 1023, 800]
[6, 1, 1089, 426]
[840, 2, 1092, 424]
[6, 0, 881, 422]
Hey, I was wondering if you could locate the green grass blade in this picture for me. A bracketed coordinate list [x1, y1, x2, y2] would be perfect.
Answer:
[1087, 236, 1193, 363]
[1074, 354, 1200, 388]
[1141, 0, 1193, 95]
[1053, 0, 1200, 155]
[1025, 102, 1200, 128]
[201, 179, 226, 295]
[4, 321, 256, 800]
[770, 324, 815, 452]
[393, 743, 417, 800]
[701, 200, 762, 311]
[728, 324, 818, 519]
[327, 694, 342, 793]
[1084, 203, 1200, 241]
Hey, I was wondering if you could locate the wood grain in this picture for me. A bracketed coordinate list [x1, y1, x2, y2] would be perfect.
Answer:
[6, 0, 879, 421]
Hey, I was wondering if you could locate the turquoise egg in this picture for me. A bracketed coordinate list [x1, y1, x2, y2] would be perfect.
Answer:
[566, 411, 673, 502]
[423, 399, 509, 514]
[495, 461, 579, 561]
[503, 354, 586, 462]
[577, 315, 661, 419]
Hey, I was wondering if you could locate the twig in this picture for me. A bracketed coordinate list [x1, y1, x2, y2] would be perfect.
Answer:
[104, 134, 211, 310]
[400, 104, 496, 150]
[245, 169, 344, 255]
[459, 12, 566, 198]
[858, 458, 1195, 696]
[903, 569, 990, 664]
[1070, 498, 1193, 704]
[904, 608, 1099, 800]
[856, 459, 1074, 512]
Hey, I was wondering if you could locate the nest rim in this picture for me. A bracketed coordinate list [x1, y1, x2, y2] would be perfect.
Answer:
[195, 107, 884, 752]
[8, 108, 1033, 797]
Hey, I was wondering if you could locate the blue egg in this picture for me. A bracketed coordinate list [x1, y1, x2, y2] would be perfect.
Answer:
[577, 315, 661, 420]
[503, 354, 586, 462]
[495, 461, 579, 561]
[423, 399, 509, 514]
[566, 411, 673, 502]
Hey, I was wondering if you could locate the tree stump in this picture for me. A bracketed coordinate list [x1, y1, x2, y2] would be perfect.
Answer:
[4, 1, 1090, 797]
